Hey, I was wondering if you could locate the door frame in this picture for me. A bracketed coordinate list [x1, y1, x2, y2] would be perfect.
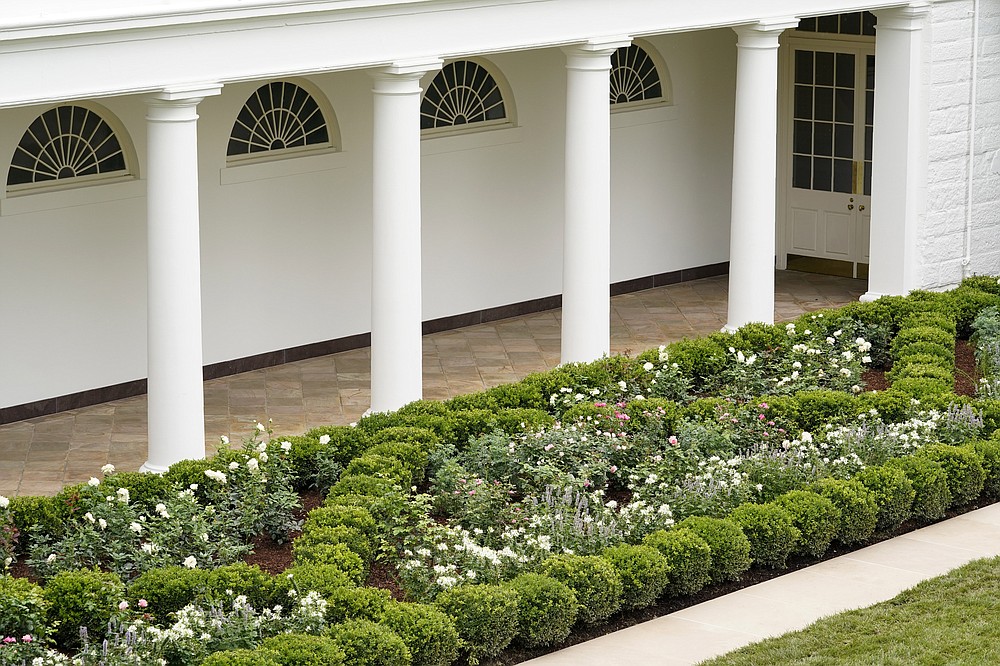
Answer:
[776, 30, 876, 274]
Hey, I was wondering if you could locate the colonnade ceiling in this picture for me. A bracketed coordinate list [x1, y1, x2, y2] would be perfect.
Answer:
[1, 0, 911, 108]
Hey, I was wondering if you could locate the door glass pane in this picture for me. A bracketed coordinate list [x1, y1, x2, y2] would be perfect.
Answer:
[814, 122, 833, 156]
[864, 55, 875, 196]
[795, 85, 813, 119]
[793, 155, 811, 189]
[813, 157, 832, 191]
[795, 51, 814, 84]
[814, 87, 834, 121]
[818, 15, 839, 34]
[834, 124, 853, 158]
[815, 52, 835, 86]
[834, 159, 853, 193]
[836, 53, 855, 87]
[835, 89, 854, 123]
[794, 120, 813, 154]
[840, 12, 862, 35]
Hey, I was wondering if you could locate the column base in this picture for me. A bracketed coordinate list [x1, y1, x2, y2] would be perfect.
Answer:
[721, 324, 740, 334]
[859, 291, 885, 303]
[139, 462, 169, 475]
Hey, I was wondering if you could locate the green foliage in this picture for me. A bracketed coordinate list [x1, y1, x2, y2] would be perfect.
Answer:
[642, 527, 712, 597]
[380, 601, 460, 666]
[772, 491, 840, 558]
[260, 633, 346, 666]
[8, 495, 63, 553]
[901, 311, 957, 338]
[892, 377, 953, 400]
[204, 562, 276, 611]
[298, 525, 373, 568]
[540, 554, 623, 625]
[794, 391, 859, 432]
[0, 576, 49, 640]
[888, 362, 954, 385]
[728, 322, 791, 353]
[856, 390, 920, 424]
[328, 475, 402, 499]
[43, 567, 124, 649]
[482, 380, 550, 411]
[727, 503, 800, 569]
[291, 541, 366, 583]
[676, 516, 752, 584]
[886, 455, 951, 521]
[326, 619, 411, 666]
[972, 439, 1000, 498]
[127, 565, 207, 620]
[274, 564, 355, 605]
[162, 458, 216, 498]
[323, 492, 406, 536]
[600, 544, 671, 610]
[506, 573, 578, 648]
[855, 465, 915, 531]
[344, 455, 411, 488]
[201, 649, 281, 666]
[434, 584, 519, 664]
[98, 472, 172, 512]
[366, 442, 428, 485]
[304, 505, 377, 541]
[945, 286, 1000, 338]
[811, 477, 878, 545]
[324, 586, 393, 624]
[891, 327, 955, 358]
[916, 444, 986, 506]
[666, 337, 728, 386]
[370, 426, 439, 452]
[305, 425, 371, 467]
[892, 340, 955, 366]
[275, 435, 327, 491]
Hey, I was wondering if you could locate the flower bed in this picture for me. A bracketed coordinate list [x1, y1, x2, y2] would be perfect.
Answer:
[4, 277, 1000, 665]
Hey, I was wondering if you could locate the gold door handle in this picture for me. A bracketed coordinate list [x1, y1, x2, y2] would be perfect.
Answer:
[859, 205, 865, 212]
[848, 204, 854, 210]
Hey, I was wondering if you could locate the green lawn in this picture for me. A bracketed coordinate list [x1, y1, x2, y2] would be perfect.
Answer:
[700, 556, 1000, 666]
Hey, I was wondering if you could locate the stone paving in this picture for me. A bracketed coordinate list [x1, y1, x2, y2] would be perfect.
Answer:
[0, 270, 865, 497]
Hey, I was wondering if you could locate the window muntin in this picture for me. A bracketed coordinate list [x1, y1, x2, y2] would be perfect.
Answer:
[421, 60, 507, 131]
[610, 44, 663, 106]
[228, 81, 330, 158]
[797, 12, 876, 36]
[7, 105, 128, 188]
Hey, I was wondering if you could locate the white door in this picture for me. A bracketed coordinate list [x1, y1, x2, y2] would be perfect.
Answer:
[783, 41, 874, 277]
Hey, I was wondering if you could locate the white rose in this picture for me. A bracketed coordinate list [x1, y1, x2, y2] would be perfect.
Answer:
[0, 496, 8, 509]
[88, 477, 100, 487]
[183, 556, 197, 569]
[318, 435, 331, 445]
[101, 464, 116, 475]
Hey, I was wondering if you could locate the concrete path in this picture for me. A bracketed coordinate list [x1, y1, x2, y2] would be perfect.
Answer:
[522, 502, 1000, 665]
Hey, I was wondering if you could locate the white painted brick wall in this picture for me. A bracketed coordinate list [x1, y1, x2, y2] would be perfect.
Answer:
[921, 0, 1000, 289]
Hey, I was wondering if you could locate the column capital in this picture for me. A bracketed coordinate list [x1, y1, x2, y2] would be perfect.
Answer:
[874, 2, 932, 29]
[374, 58, 443, 78]
[733, 18, 799, 47]
[562, 36, 631, 64]
[148, 83, 223, 104]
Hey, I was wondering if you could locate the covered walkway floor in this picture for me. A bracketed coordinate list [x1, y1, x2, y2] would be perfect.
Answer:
[0, 270, 864, 497]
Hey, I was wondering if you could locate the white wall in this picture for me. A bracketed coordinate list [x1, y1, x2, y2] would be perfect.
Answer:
[922, 0, 1000, 287]
[0, 31, 737, 409]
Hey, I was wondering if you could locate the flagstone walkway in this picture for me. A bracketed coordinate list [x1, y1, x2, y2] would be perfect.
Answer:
[0, 271, 865, 497]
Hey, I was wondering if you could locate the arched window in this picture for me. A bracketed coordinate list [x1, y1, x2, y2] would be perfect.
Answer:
[610, 43, 666, 107]
[228, 81, 331, 158]
[7, 105, 130, 189]
[421, 60, 508, 131]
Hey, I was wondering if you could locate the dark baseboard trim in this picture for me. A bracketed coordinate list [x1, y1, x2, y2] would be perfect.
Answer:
[1, 262, 729, 425]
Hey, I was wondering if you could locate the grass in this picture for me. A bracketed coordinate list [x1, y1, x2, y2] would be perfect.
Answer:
[700, 555, 1000, 666]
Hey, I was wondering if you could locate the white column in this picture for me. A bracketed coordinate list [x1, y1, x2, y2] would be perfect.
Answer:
[862, 3, 930, 301]
[370, 60, 441, 414]
[561, 38, 630, 365]
[143, 84, 221, 473]
[724, 20, 798, 333]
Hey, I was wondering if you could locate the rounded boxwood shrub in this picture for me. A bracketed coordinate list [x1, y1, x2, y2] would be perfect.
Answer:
[304, 505, 377, 541]
[305, 425, 371, 467]
[891, 326, 955, 358]
[973, 439, 1000, 498]
[44, 567, 125, 648]
[901, 311, 957, 337]
[201, 649, 281, 666]
[892, 340, 954, 366]
[162, 458, 218, 500]
[811, 477, 878, 545]
[327, 475, 402, 499]
[773, 490, 840, 558]
[8, 495, 63, 552]
[324, 492, 406, 533]
[506, 573, 578, 648]
[298, 525, 374, 565]
[888, 363, 953, 385]
[260, 633, 346, 666]
[370, 426, 439, 452]
[326, 619, 411, 666]
[344, 455, 410, 488]
[886, 455, 951, 521]
[855, 465, 915, 531]
[600, 544, 671, 610]
[856, 390, 920, 424]
[666, 338, 728, 386]
[642, 527, 712, 597]
[676, 516, 752, 584]
[728, 322, 790, 353]
[274, 435, 327, 490]
[99, 471, 172, 512]
[433, 584, 519, 663]
[324, 586, 393, 624]
[892, 377, 952, 399]
[273, 564, 355, 606]
[292, 541, 366, 583]
[794, 391, 859, 433]
[0, 575, 49, 640]
[916, 444, 986, 506]
[727, 503, 800, 569]
[380, 601, 460, 666]
[366, 442, 429, 484]
[539, 554, 623, 625]
[204, 562, 275, 611]
[127, 565, 208, 619]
